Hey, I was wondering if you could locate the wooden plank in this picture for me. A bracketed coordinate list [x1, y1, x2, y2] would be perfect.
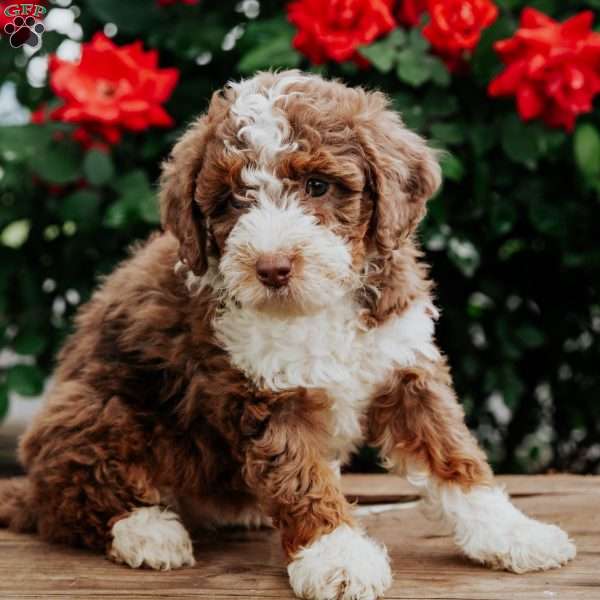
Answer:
[342, 473, 600, 504]
[0, 475, 598, 599]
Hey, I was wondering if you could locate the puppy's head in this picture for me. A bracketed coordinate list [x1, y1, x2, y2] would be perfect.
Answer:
[161, 71, 440, 316]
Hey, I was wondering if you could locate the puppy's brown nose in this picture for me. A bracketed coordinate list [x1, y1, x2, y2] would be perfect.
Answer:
[256, 254, 292, 288]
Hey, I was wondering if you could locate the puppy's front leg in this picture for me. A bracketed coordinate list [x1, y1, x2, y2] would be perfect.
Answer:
[242, 389, 391, 600]
[368, 359, 576, 573]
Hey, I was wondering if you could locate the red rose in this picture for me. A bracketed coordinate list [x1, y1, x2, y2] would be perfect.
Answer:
[423, 0, 498, 69]
[489, 9, 600, 131]
[287, 0, 396, 66]
[397, 0, 427, 27]
[43, 33, 178, 145]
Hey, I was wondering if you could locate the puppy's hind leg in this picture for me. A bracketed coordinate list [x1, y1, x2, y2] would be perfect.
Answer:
[19, 385, 195, 571]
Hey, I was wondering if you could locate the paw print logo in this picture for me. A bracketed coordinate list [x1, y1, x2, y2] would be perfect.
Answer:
[4, 15, 45, 48]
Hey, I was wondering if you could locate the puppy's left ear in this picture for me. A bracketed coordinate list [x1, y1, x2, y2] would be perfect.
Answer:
[160, 114, 212, 276]
[359, 91, 441, 254]
[358, 92, 441, 322]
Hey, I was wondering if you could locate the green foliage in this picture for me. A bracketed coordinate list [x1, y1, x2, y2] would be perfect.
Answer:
[0, 0, 598, 475]
[238, 17, 300, 73]
[575, 124, 600, 192]
[361, 28, 450, 88]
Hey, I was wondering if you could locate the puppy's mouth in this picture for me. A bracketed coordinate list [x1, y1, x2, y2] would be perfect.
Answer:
[218, 252, 353, 317]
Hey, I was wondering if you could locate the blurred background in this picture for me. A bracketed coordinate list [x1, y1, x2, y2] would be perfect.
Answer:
[0, 0, 598, 476]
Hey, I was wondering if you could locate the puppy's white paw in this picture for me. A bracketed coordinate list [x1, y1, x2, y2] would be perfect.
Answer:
[462, 515, 576, 573]
[288, 525, 392, 600]
[450, 487, 576, 573]
[109, 506, 195, 570]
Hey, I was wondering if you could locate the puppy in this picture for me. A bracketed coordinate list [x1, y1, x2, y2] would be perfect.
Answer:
[0, 71, 575, 600]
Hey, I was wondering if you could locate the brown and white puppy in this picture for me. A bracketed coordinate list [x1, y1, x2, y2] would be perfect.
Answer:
[0, 71, 575, 600]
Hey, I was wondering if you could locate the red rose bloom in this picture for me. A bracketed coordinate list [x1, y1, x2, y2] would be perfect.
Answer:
[489, 9, 600, 131]
[44, 33, 178, 145]
[397, 0, 427, 27]
[287, 0, 396, 66]
[423, 0, 498, 69]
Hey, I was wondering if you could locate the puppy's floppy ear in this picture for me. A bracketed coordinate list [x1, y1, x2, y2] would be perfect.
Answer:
[358, 91, 441, 323]
[160, 114, 212, 276]
[359, 92, 441, 254]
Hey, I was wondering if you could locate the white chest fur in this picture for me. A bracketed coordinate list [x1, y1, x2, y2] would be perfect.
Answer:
[213, 298, 439, 462]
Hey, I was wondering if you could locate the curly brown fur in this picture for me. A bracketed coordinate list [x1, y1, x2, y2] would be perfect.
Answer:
[368, 358, 493, 487]
[0, 71, 569, 596]
[0, 70, 457, 559]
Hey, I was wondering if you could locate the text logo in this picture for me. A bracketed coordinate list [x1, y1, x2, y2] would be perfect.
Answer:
[3, 4, 47, 48]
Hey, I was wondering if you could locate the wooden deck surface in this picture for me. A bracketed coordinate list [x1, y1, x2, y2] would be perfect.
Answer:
[0, 474, 598, 599]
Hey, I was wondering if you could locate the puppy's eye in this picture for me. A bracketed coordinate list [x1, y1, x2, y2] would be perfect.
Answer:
[220, 191, 246, 210]
[229, 195, 247, 209]
[306, 178, 330, 198]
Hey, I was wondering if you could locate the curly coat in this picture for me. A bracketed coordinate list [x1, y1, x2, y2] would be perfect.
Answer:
[1, 72, 570, 593]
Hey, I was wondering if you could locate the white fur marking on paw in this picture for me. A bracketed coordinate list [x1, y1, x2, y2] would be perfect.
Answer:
[438, 485, 576, 573]
[288, 525, 392, 600]
[109, 506, 195, 570]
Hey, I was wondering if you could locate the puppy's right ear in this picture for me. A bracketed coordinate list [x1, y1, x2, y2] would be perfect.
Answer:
[160, 114, 211, 276]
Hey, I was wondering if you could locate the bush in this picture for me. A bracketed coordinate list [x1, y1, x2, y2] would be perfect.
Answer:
[0, 0, 599, 473]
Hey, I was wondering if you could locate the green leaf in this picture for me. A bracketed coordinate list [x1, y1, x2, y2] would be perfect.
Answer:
[0, 124, 53, 161]
[83, 150, 115, 186]
[386, 29, 408, 48]
[59, 190, 102, 225]
[238, 19, 300, 74]
[359, 29, 406, 73]
[501, 370, 525, 407]
[138, 193, 160, 224]
[103, 199, 130, 229]
[501, 114, 539, 168]
[239, 40, 300, 73]
[359, 44, 396, 73]
[6, 364, 44, 397]
[408, 27, 429, 52]
[12, 332, 47, 356]
[440, 152, 465, 181]
[574, 124, 600, 182]
[429, 57, 451, 87]
[537, 128, 565, 158]
[396, 49, 431, 87]
[32, 143, 81, 184]
[498, 238, 526, 261]
[431, 122, 465, 146]
[105, 171, 158, 227]
[515, 324, 545, 348]
[490, 198, 517, 236]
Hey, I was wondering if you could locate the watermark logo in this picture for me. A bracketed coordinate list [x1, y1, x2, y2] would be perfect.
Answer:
[3, 3, 47, 48]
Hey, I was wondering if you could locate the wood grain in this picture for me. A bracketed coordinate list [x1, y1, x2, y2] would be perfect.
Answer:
[0, 475, 598, 599]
